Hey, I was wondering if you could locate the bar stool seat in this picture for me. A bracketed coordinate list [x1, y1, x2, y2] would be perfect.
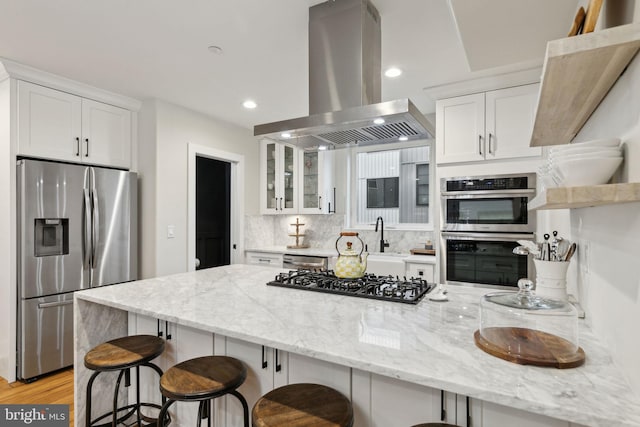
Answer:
[85, 335, 165, 427]
[252, 383, 353, 427]
[411, 424, 459, 426]
[158, 356, 249, 427]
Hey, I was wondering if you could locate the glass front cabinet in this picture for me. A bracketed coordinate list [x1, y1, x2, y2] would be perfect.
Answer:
[260, 140, 298, 214]
[298, 150, 333, 214]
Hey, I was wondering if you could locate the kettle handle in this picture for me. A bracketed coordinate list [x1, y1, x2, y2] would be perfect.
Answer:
[336, 232, 364, 257]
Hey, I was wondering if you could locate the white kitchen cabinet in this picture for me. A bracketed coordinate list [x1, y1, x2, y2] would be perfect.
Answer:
[17, 80, 132, 169]
[457, 396, 582, 427]
[128, 314, 214, 427]
[436, 84, 541, 164]
[260, 139, 298, 214]
[406, 261, 435, 283]
[245, 251, 283, 267]
[370, 374, 450, 427]
[298, 149, 335, 214]
[222, 337, 288, 427]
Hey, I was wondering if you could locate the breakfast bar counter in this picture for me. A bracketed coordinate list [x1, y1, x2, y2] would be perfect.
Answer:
[74, 264, 640, 427]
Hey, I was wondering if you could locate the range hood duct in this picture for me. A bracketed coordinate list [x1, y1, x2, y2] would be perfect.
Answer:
[254, 0, 432, 149]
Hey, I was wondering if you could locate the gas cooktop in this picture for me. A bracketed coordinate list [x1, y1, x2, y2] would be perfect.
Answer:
[267, 270, 435, 304]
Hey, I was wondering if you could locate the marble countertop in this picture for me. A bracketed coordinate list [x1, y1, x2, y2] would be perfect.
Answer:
[246, 246, 436, 264]
[75, 264, 640, 427]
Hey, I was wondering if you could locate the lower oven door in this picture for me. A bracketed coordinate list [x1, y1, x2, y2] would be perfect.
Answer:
[441, 232, 534, 288]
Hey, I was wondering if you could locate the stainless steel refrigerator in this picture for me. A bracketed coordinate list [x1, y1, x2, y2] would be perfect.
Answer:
[17, 159, 137, 380]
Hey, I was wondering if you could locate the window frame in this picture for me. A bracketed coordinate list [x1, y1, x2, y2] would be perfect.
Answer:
[346, 139, 435, 231]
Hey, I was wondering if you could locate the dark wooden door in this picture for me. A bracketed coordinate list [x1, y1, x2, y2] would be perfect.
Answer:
[196, 156, 231, 269]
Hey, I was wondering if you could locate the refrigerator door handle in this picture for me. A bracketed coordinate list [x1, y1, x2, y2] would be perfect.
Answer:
[38, 300, 74, 309]
[91, 189, 99, 269]
[83, 188, 92, 269]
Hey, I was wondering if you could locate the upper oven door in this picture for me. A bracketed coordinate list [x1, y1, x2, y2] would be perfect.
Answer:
[441, 190, 536, 233]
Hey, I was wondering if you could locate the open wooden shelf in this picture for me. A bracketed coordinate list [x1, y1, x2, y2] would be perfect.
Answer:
[530, 23, 640, 147]
[529, 182, 640, 210]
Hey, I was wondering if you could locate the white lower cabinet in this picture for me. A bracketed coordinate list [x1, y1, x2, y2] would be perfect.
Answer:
[405, 261, 435, 283]
[369, 374, 450, 427]
[128, 313, 214, 427]
[218, 336, 351, 427]
[457, 396, 587, 427]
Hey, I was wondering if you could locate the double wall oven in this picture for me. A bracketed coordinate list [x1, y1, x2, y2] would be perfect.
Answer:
[440, 173, 536, 288]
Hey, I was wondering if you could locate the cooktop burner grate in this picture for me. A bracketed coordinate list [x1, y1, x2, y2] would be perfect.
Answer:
[267, 270, 435, 304]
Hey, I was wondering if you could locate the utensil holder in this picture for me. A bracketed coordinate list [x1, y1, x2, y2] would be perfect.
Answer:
[534, 259, 570, 301]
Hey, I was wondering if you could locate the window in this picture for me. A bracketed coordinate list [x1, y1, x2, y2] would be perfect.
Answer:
[350, 141, 432, 229]
[367, 177, 399, 208]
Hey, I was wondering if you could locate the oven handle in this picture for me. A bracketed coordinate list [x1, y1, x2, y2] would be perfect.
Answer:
[441, 231, 535, 241]
[441, 189, 536, 197]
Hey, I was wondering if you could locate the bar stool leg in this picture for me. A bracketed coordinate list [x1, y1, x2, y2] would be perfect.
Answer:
[229, 390, 249, 427]
[85, 371, 101, 427]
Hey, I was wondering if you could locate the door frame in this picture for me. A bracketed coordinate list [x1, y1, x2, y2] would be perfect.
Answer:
[187, 143, 244, 272]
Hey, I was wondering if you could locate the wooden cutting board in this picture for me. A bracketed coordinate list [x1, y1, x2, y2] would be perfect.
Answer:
[474, 327, 585, 369]
[410, 248, 435, 256]
[568, 6, 586, 36]
[583, 0, 603, 33]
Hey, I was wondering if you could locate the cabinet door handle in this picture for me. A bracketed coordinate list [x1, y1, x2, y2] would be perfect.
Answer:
[478, 135, 483, 156]
[75, 137, 80, 156]
[261, 345, 268, 369]
[318, 196, 322, 211]
[488, 133, 493, 154]
[157, 319, 163, 337]
[275, 349, 282, 372]
[165, 320, 172, 340]
[85, 138, 89, 157]
[280, 197, 284, 211]
[466, 395, 471, 427]
[440, 390, 446, 421]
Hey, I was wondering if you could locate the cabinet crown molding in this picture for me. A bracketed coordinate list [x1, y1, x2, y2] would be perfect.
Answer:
[0, 57, 141, 111]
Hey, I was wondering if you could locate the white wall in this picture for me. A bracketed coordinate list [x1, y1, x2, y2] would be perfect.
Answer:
[568, 45, 640, 396]
[140, 99, 259, 277]
[0, 77, 13, 380]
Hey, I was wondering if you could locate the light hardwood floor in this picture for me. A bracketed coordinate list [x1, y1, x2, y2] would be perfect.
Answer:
[0, 368, 74, 426]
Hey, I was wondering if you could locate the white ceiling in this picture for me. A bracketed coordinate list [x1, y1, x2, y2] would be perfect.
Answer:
[0, 0, 578, 131]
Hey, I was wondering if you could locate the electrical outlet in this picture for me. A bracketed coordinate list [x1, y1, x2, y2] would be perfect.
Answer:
[167, 225, 175, 239]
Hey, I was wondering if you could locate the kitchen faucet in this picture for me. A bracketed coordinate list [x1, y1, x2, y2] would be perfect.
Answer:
[374, 216, 390, 253]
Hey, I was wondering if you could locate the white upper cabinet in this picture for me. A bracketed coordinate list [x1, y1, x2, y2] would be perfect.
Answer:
[298, 150, 334, 214]
[17, 80, 132, 169]
[436, 84, 541, 164]
[81, 98, 131, 168]
[260, 140, 298, 214]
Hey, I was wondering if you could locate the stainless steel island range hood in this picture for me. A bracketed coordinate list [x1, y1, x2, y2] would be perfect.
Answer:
[254, 0, 432, 150]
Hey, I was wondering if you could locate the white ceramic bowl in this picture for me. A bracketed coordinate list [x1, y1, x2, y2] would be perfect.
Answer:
[549, 146, 622, 158]
[550, 138, 621, 152]
[553, 156, 623, 186]
[550, 152, 622, 163]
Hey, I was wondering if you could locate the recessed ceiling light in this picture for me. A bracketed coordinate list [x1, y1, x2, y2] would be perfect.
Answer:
[373, 118, 385, 125]
[318, 145, 328, 151]
[385, 67, 402, 78]
[208, 45, 223, 55]
[281, 132, 292, 139]
[243, 100, 257, 109]
[398, 135, 408, 141]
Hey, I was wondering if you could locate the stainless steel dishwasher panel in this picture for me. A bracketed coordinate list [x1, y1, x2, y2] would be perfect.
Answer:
[283, 254, 328, 271]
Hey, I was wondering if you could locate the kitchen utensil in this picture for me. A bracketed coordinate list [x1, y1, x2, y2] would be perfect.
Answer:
[517, 240, 541, 257]
[564, 243, 577, 261]
[583, 0, 603, 33]
[541, 234, 551, 261]
[568, 6, 586, 36]
[556, 239, 571, 261]
[512, 246, 530, 256]
[475, 279, 585, 368]
[550, 231, 561, 261]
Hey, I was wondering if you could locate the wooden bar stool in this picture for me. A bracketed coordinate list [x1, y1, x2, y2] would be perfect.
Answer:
[252, 383, 353, 427]
[158, 355, 249, 427]
[84, 334, 165, 427]
[412, 424, 458, 426]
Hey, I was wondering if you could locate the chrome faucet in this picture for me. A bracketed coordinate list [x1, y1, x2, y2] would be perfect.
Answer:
[374, 216, 390, 253]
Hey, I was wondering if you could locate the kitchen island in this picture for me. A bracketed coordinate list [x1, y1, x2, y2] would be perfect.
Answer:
[74, 264, 640, 427]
